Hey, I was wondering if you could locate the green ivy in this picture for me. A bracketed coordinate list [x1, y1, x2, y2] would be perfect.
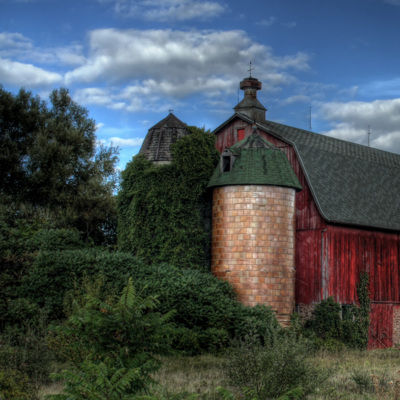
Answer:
[117, 127, 219, 270]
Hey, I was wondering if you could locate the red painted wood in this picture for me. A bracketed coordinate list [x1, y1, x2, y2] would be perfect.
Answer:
[323, 226, 400, 304]
[237, 128, 245, 141]
[295, 230, 322, 303]
[369, 304, 393, 349]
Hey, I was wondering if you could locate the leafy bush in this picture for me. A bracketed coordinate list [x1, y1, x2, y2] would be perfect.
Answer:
[0, 305, 52, 400]
[307, 297, 342, 341]
[129, 263, 280, 354]
[225, 332, 323, 399]
[48, 278, 175, 399]
[0, 367, 36, 400]
[19, 244, 278, 354]
[21, 249, 140, 319]
[306, 273, 371, 350]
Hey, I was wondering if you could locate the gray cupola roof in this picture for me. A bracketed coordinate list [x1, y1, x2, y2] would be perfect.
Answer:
[139, 112, 190, 163]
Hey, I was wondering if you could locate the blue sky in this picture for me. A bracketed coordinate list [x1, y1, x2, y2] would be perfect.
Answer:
[2, 0, 400, 169]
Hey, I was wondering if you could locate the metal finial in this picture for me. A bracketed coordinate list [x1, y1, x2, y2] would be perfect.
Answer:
[248, 61, 253, 77]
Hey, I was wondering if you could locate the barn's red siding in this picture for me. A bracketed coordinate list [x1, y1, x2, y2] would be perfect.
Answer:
[370, 304, 393, 348]
[214, 118, 400, 348]
[295, 225, 400, 303]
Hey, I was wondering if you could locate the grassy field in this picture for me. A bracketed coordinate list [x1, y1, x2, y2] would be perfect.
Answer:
[38, 348, 400, 399]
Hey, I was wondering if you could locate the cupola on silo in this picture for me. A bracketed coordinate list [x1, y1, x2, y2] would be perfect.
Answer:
[139, 112, 190, 164]
[208, 128, 302, 326]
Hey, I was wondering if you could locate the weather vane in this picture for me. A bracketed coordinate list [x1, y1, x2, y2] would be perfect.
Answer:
[169, 109, 174, 113]
[248, 61, 253, 77]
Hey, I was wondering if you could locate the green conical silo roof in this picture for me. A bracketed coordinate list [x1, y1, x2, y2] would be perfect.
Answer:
[207, 133, 302, 190]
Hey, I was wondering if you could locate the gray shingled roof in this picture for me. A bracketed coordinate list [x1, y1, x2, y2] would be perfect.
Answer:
[139, 113, 190, 162]
[208, 133, 302, 190]
[214, 113, 400, 231]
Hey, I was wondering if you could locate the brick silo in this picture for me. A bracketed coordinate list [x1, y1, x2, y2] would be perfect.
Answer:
[207, 129, 302, 326]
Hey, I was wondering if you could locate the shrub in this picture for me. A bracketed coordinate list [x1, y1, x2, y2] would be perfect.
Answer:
[306, 297, 342, 341]
[128, 263, 280, 354]
[47, 278, 175, 399]
[21, 247, 279, 354]
[0, 367, 36, 400]
[20, 249, 141, 320]
[306, 273, 371, 350]
[225, 332, 323, 399]
[0, 304, 52, 400]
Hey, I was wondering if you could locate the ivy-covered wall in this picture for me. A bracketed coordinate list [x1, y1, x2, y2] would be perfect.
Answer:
[117, 127, 219, 270]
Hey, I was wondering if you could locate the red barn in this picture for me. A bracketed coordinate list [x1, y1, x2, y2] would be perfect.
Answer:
[211, 76, 400, 348]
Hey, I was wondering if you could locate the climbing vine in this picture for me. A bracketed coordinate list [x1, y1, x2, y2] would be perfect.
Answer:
[117, 126, 219, 270]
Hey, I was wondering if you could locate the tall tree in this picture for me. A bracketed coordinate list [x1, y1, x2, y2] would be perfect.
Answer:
[0, 86, 119, 245]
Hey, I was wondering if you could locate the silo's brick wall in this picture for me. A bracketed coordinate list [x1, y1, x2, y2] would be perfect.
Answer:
[211, 185, 296, 325]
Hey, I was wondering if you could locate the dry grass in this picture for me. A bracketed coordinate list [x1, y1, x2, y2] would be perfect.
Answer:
[309, 349, 400, 399]
[37, 382, 64, 399]
[152, 354, 226, 398]
[38, 348, 400, 399]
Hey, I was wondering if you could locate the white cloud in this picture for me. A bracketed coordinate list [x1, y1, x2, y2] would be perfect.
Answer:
[281, 94, 310, 105]
[0, 32, 85, 66]
[318, 98, 400, 153]
[65, 28, 310, 113]
[108, 137, 144, 147]
[384, 0, 400, 5]
[256, 17, 276, 27]
[0, 58, 63, 86]
[282, 22, 297, 28]
[66, 28, 310, 95]
[104, 0, 226, 21]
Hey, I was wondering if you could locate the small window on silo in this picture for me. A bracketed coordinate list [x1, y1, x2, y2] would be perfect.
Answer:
[222, 155, 231, 172]
[220, 149, 236, 173]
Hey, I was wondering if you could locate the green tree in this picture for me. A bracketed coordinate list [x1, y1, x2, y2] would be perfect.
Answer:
[117, 126, 219, 269]
[0, 86, 119, 245]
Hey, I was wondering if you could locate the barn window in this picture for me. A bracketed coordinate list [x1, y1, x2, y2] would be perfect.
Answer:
[220, 149, 236, 173]
[237, 128, 245, 141]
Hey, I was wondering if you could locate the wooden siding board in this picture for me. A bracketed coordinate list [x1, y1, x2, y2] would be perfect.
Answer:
[323, 226, 400, 304]
[369, 304, 393, 349]
[295, 230, 322, 304]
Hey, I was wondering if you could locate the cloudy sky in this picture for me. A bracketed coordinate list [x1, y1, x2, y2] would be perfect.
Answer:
[2, 0, 400, 168]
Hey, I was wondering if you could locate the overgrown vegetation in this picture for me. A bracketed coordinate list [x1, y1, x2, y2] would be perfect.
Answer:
[47, 279, 175, 399]
[306, 272, 371, 350]
[117, 126, 219, 270]
[225, 333, 323, 399]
